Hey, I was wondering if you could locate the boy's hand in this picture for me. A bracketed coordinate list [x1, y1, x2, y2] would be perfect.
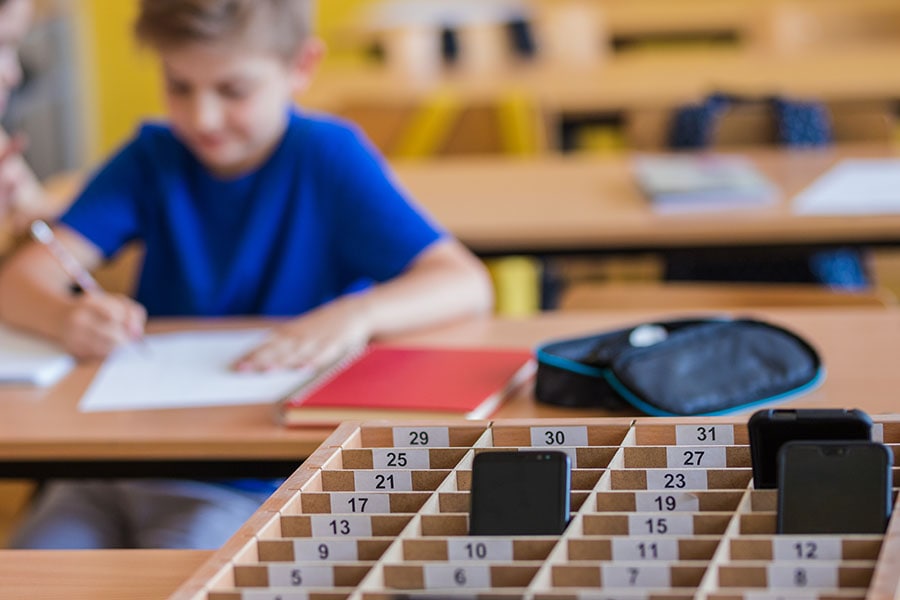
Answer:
[234, 296, 371, 372]
[60, 292, 147, 360]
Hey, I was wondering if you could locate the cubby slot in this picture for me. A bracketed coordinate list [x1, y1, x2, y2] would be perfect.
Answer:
[567, 536, 722, 561]
[623, 445, 751, 469]
[729, 536, 883, 562]
[257, 538, 395, 562]
[279, 514, 413, 538]
[490, 422, 632, 448]
[595, 490, 744, 513]
[338, 447, 469, 470]
[582, 513, 733, 536]
[232, 563, 373, 588]
[716, 564, 875, 589]
[359, 425, 488, 448]
[296, 491, 431, 514]
[320, 469, 451, 492]
[382, 563, 542, 589]
[609, 468, 752, 490]
[401, 537, 557, 562]
[633, 422, 748, 447]
[550, 563, 708, 588]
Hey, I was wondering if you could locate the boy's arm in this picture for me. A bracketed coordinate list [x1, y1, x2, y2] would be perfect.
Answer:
[235, 239, 493, 371]
[0, 225, 146, 358]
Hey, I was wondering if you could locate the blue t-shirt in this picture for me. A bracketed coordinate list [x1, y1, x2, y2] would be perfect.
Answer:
[61, 111, 445, 495]
[62, 110, 445, 317]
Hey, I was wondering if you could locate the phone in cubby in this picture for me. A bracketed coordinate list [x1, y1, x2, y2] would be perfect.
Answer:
[469, 450, 571, 536]
[777, 440, 893, 534]
[748, 408, 872, 489]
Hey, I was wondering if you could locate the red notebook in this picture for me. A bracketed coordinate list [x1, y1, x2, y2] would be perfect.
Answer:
[277, 345, 535, 427]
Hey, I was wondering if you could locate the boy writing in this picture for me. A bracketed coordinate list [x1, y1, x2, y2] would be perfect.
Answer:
[0, 0, 492, 548]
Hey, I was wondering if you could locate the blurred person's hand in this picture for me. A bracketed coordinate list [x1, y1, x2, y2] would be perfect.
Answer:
[60, 291, 148, 360]
[0, 132, 29, 221]
[233, 295, 371, 372]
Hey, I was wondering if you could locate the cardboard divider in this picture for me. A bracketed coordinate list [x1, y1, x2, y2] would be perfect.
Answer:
[295, 491, 432, 514]
[716, 564, 875, 589]
[169, 417, 900, 600]
[437, 491, 589, 514]
[550, 563, 708, 588]
[381, 563, 542, 589]
[566, 536, 723, 561]
[582, 513, 734, 536]
[320, 469, 451, 492]
[279, 514, 413, 538]
[609, 468, 752, 490]
[622, 445, 751, 469]
[257, 538, 395, 562]
[632, 420, 749, 447]
[595, 490, 744, 513]
[359, 424, 488, 448]
[401, 538, 557, 561]
[232, 563, 372, 588]
[339, 448, 469, 470]
[489, 421, 633, 448]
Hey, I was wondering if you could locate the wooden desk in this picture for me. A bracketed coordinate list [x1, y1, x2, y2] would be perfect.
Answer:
[0, 549, 210, 600]
[1, 308, 899, 477]
[392, 143, 900, 254]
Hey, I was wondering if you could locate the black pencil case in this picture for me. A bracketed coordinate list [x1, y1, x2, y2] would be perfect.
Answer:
[535, 318, 823, 416]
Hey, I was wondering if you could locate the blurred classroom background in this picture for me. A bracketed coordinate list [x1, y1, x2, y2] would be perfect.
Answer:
[10, 0, 900, 315]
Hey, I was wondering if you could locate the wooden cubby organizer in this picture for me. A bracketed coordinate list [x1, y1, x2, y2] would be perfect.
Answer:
[171, 417, 900, 600]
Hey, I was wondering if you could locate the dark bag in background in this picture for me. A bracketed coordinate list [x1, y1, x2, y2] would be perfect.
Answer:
[535, 318, 822, 416]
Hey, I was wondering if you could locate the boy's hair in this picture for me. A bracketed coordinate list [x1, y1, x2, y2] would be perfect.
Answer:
[135, 0, 314, 59]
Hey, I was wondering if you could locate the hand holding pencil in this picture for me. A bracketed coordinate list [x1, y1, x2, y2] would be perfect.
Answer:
[29, 220, 147, 359]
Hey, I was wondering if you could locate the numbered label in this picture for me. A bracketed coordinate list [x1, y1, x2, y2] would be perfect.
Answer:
[239, 591, 310, 600]
[601, 564, 671, 588]
[292, 539, 358, 561]
[872, 423, 885, 443]
[530, 426, 588, 447]
[675, 424, 734, 445]
[353, 470, 413, 492]
[309, 515, 373, 537]
[447, 538, 513, 561]
[611, 538, 679, 561]
[773, 538, 842, 561]
[392, 427, 450, 447]
[767, 565, 839, 589]
[328, 492, 391, 514]
[371, 448, 430, 470]
[645, 469, 708, 490]
[665, 446, 727, 468]
[628, 514, 693, 536]
[576, 594, 648, 600]
[267, 564, 335, 588]
[744, 592, 818, 600]
[634, 491, 700, 513]
[423, 564, 491, 589]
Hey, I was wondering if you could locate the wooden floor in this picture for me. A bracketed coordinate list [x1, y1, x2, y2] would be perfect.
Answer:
[0, 482, 35, 547]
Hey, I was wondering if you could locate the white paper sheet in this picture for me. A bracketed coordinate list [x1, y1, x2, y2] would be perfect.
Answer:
[792, 159, 900, 215]
[78, 329, 315, 412]
[0, 324, 74, 386]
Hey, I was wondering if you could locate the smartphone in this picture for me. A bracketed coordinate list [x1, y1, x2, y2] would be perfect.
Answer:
[748, 408, 872, 489]
[469, 450, 571, 536]
[778, 441, 893, 534]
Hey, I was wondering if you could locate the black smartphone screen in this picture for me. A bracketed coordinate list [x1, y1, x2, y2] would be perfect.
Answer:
[469, 450, 571, 536]
[778, 441, 893, 534]
[748, 409, 872, 489]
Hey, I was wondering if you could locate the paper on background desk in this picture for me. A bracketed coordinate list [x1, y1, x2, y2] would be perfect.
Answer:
[793, 159, 900, 215]
[78, 329, 315, 412]
[0, 324, 74, 386]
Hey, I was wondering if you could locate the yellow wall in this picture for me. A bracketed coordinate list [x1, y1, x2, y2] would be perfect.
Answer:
[77, 0, 376, 162]
[78, 0, 163, 162]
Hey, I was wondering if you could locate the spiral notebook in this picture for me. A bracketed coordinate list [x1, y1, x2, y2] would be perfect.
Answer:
[278, 345, 536, 427]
